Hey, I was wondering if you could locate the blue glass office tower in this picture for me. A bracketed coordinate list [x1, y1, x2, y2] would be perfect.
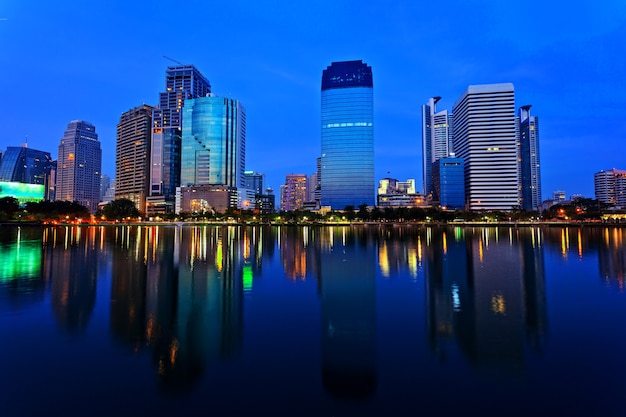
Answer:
[180, 96, 245, 188]
[0, 146, 53, 185]
[432, 156, 465, 210]
[321, 60, 374, 209]
[148, 65, 211, 214]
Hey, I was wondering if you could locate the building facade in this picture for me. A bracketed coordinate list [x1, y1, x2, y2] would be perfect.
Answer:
[421, 97, 452, 196]
[281, 174, 309, 211]
[178, 96, 246, 213]
[147, 65, 211, 215]
[244, 171, 264, 196]
[595, 168, 626, 209]
[452, 84, 518, 211]
[55, 120, 102, 212]
[115, 104, 153, 213]
[321, 60, 374, 209]
[0, 145, 54, 192]
[432, 156, 465, 210]
[518, 105, 541, 210]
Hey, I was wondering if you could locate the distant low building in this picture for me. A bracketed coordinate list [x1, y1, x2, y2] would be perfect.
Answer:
[176, 185, 237, 214]
[378, 193, 426, 208]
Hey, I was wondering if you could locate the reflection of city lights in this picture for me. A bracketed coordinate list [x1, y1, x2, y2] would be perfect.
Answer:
[479, 238, 484, 263]
[170, 339, 179, 365]
[216, 238, 223, 272]
[417, 236, 422, 264]
[451, 283, 461, 312]
[243, 265, 253, 292]
[578, 229, 583, 258]
[378, 242, 390, 278]
[407, 247, 417, 278]
[442, 232, 447, 255]
[491, 293, 506, 315]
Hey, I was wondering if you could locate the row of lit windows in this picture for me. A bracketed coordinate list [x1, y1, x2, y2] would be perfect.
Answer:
[323, 122, 373, 128]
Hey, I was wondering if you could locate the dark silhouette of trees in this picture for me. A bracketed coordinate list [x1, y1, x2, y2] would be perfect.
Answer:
[25, 200, 90, 220]
[0, 197, 20, 220]
[99, 198, 140, 221]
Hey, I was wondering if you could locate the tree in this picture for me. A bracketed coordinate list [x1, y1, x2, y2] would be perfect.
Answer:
[101, 198, 140, 221]
[357, 203, 370, 220]
[343, 205, 356, 221]
[0, 197, 19, 220]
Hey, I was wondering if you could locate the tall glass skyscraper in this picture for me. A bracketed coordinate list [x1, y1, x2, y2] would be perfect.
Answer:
[421, 97, 452, 196]
[180, 96, 246, 189]
[148, 65, 211, 214]
[321, 60, 374, 209]
[55, 120, 102, 212]
[518, 105, 541, 210]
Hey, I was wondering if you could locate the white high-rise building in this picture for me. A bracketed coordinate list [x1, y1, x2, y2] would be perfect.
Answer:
[595, 168, 626, 208]
[452, 83, 518, 211]
[421, 97, 452, 196]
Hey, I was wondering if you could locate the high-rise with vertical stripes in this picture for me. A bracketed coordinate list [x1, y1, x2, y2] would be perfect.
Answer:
[147, 65, 211, 215]
[421, 96, 452, 197]
[452, 83, 518, 210]
[518, 105, 541, 210]
[115, 104, 153, 213]
[55, 120, 102, 212]
[321, 60, 374, 209]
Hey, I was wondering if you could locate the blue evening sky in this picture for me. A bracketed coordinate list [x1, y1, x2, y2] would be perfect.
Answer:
[1, 0, 624, 200]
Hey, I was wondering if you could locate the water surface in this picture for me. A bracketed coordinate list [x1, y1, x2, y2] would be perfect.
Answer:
[1, 224, 625, 416]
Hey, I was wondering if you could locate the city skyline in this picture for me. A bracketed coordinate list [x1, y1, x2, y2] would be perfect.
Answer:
[1, 1, 625, 200]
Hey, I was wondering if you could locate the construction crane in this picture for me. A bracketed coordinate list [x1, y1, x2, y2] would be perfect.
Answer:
[162, 55, 186, 66]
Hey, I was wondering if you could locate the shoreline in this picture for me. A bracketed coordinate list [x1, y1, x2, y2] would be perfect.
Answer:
[1, 220, 625, 228]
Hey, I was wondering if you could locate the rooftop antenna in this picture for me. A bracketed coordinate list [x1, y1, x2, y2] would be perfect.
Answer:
[162, 55, 185, 66]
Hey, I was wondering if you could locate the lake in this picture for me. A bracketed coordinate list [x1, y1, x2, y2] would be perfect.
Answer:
[1, 224, 625, 416]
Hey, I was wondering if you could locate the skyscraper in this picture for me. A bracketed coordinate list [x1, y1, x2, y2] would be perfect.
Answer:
[280, 174, 308, 211]
[321, 60, 374, 209]
[518, 105, 541, 210]
[178, 96, 246, 212]
[421, 97, 452, 196]
[180, 96, 245, 188]
[115, 104, 153, 213]
[55, 120, 102, 212]
[147, 65, 211, 215]
[244, 171, 265, 196]
[452, 84, 518, 211]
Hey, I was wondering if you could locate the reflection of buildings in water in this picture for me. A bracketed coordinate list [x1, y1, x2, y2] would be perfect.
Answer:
[0, 226, 46, 308]
[320, 226, 376, 399]
[598, 228, 626, 291]
[278, 226, 322, 290]
[426, 227, 547, 372]
[47, 226, 98, 332]
[109, 226, 245, 389]
[110, 226, 149, 349]
[377, 225, 423, 279]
